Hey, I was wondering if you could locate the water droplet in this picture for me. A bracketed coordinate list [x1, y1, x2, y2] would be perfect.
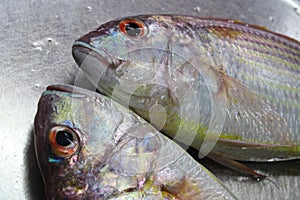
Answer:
[269, 16, 274, 22]
[236, 176, 250, 182]
[85, 6, 92, 11]
[32, 41, 42, 47]
[31, 37, 58, 50]
[193, 6, 201, 13]
[33, 46, 43, 51]
[149, 104, 167, 131]
[295, 7, 300, 15]
[34, 84, 40, 89]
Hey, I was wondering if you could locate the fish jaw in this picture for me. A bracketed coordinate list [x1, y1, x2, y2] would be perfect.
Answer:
[72, 41, 119, 95]
[72, 37, 183, 127]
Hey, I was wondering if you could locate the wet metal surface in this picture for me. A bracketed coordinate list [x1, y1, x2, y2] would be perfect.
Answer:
[0, 0, 299, 199]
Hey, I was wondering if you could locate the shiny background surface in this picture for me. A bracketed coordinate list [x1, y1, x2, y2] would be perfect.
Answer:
[0, 0, 299, 199]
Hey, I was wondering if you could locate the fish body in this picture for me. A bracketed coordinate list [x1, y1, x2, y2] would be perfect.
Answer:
[72, 15, 300, 162]
[34, 84, 237, 199]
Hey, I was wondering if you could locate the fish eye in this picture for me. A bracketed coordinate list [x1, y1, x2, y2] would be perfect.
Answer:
[48, 126, 80, 158]
[119, 18, 148, 38]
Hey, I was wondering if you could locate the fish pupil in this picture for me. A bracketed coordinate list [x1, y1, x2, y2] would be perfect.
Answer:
[125, 22, 141, 36]
[56, 131, 73, 146]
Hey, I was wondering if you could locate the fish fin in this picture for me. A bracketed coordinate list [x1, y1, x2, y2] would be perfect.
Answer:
[207, 152, 266, 179]
[220, 71, 293, 144]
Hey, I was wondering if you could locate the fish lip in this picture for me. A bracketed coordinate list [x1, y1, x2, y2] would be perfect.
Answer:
[46, 84, 75, 93]
[46, 84, 89, 97]
[72, 41, 112, 68]
[46, 84, 105, 100]
[72, 41, 118, 89]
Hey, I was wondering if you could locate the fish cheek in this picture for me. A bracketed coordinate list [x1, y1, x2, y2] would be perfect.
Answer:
[42, 143, 89, 199]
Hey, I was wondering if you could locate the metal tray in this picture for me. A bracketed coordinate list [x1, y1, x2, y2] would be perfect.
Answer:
[0, 0, 299, 199]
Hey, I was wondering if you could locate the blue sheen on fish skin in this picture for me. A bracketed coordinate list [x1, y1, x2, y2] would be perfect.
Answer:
[111, 29, 119, 37]
[48, 156, 64, 163]
[61, 120, 74, 128]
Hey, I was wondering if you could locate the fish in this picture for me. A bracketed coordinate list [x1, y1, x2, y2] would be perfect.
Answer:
[34, 84, 237, 199]
[71, 15, 300, 173]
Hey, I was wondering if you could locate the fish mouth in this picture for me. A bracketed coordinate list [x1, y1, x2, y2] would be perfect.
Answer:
[72, 41, 120, 90]
[46, 84, 101, 99]
[46, 84, 75, 93]
[72, 41, 112, 68]
[46, 84, 88, 96]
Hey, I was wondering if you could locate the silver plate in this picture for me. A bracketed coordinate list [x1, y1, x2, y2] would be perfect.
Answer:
[0, 0, 299, 199]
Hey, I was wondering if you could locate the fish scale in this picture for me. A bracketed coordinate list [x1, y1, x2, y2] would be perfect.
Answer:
[208, 29, 300, 142]
[72, 15, 300, 168]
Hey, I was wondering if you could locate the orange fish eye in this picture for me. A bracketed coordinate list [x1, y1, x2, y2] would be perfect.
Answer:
[119, 18, 148, 38]
[48, 125, 80, 158]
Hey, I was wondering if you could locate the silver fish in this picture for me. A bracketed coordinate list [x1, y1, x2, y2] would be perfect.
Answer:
[72, 15, 300, 168]
[34, 84, 237, 199]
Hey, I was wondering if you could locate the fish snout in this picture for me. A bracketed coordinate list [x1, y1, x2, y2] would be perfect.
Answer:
[72, 45, 92, 67]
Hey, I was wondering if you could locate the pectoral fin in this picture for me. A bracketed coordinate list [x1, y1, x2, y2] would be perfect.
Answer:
[220, 71, 293, 144]
[207, 152, 266, 179]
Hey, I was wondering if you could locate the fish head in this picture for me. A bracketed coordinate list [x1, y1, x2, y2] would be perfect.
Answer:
[34, 85, 167, 199]
[72, 15, 206, 128]
[34, 85, 121, 199]
[72, 15, 175, 78]
[73, 15, 168, 85]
